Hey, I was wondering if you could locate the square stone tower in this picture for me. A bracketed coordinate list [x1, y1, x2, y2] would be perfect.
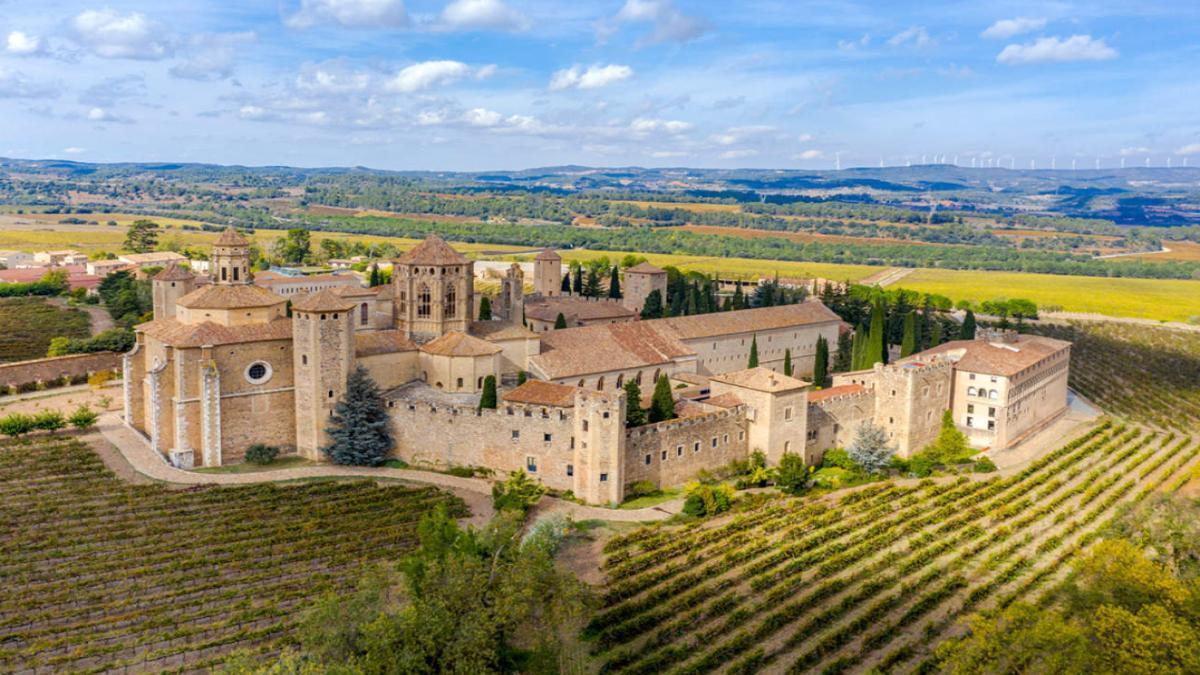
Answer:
[292, 289, 357, 460]
[534, 248, 562, 297]
[622, 262, 667, 314]
[392, 234, 475, 343]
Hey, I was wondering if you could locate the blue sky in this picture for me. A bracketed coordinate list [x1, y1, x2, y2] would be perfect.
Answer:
[1, 0, 1198, 170]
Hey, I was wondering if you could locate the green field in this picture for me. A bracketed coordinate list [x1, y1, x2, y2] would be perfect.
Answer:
[899, 268, 1200, 323]
[0, 298, 91, 363]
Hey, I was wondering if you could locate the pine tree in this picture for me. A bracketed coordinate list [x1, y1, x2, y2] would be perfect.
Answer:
[748, 334, 759, 368]
[479, 375, 498, 410]
[961, 310, 977, 340]
[813, 336, 828, 387]
[554, 312, 567, 329]
[900, 311, 917, 357]
[608, 266, 621, 299]
[322, 366, 393, 466]
[833, 330, 853, 372]
[624, 379, 645, 427]
[584, 269, 601, 298]
[641, 289, 664, 319]
[866, 303, 885, 366]
[649, 374, 675, 423]
[722, 296, 733, 311]
[478, 296, 492, 320]
[560, 274, 570, 293]
[848, 422, 895, 474]
[783, 348, 793, 377]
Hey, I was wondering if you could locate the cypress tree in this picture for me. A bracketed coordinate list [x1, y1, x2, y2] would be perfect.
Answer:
[851, 323, 866, 371]
[833, 330, 853, 372]
[866, 303, 885, 366]
[641, 289, 664, 319]
[322, 366, 392, 466]
[560, 274, 570, 293]
[748, 334, 759, 368]
[813, 336, 828, 387]
[900, 311, 917, 357]
[722, 296, 733, 311]
[554, 312, 567, 329]
[623, 379, 645, 427]
[961, 310, 977, 340]
[930, 320, 943, 347]
[572, 268, 583, 295]
[478, 375, 498, 410]
[368, 264, 381, 287]
[517, 371, 527, 385]
[733, 280, 746, 309]
[649, 374, 675, 423]
[686, 283, 699, 315]
[478, 296, 492, 320]
[783, 348, 793, 377]
[608, 266, 621, 299]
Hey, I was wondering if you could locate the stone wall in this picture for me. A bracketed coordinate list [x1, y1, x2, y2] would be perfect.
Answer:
[806, 388, 875, 462]
[685, 322, 840, 378]
[624, 407, 749, 488]
[1, 351, 122, 390]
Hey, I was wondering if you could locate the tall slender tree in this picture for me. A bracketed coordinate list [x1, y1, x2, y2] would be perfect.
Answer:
[813, 336, 828, 388]
[641, 289, 664, 319]
[478, 296, 492, 320]
[783, 348, 793, 377]
[748, 334, 759, 368]
[322, 367, 392, 466]
[649, 374, 675, 423]
[851, 323, 867, 371]
[478, 375, 498, 410]
[572, 268, 583, 295]
[833, 330, 853, 372]
[900, 311, 917, 357]
[584, 269, 601, 298]
[553, 313, 567, 329]
[961, 310, 977, 340]
[607, 266, 621, 299]
[930, 320, 943, 347]
[623, 379, 645, 427]
[866, 303, 885, 366]
[560, 274, 570, 293]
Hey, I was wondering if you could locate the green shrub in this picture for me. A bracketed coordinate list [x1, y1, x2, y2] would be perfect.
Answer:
[32, 410, 65, 432]
[735, 466, 772, 490]
[492, 469, 546, 514]
[0, 413, 36, 437]
[973, 456, 998, 473]
[625, 480, 660, 500]
[68, 406, 99, 431]
[244, 443, 279, 465]
[682, 482, 735, 517]
[774, 452, 809, 494]
[908, 454, 936, 478]
[821, 448, 858, 471]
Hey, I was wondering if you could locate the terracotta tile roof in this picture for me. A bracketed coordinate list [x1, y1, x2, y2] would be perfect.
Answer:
[625, 261, 666, 275]
[332, 284, 383, 298]
[471, 321, 538, 340]
[153, 263, 194, 282]
[535, 248, 561, 261]
[420, 331, 502, 357]
[502, 380, 579, 407]
[214, 228, 250, 247]
[396, 234, 469, 266]
[670, 371, 711, 387]
[177, 284, 285, 310]
[525, 297, 635, 323]
[674, 399, 713, 418]
[254, 271, 360, 287]
[532, 321, 693, 379]
[657, 301, 841, 341]
[705, 392, 744, 408]
[292, 288, 358, 312]
[807, 383, 866, 403]
[119, 251, 188, 265]
[918, 335, 1071, 377]
[139, 318, 293, 347]
[711, 367, 810, 392]
[355, 329, 417, 356]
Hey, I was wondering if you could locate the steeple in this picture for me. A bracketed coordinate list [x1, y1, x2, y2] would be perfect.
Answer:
[212, 228, 251, 285]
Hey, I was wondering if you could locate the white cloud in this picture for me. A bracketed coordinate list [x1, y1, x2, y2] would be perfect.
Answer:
[549, 64, 633, 91]
[5, 31, 42, 55]
[238, 105, 269, 120]
[1175, 143, 1200, 156]
[63, 147, 86, 154]
[1119, 146, 1151, 156]
[888, 26, 932, 49]
[295, 61, 371, 94]
[837, 33, 870, 51]
[70, 9, 172, 60]
[981, 17, 1047, 39]
[720, 149, 758, 159]
[630, 117, 692, 135]
[711, 125, 775, 146]
[439, 0, 528, 31]
[285, 0, 408, 29]
[463, 107, 502, 127]
[611, 0, 709, 44]
[170, 32, 255, 81]
[384, 60, 491, 93]
[796, 133, 814, 142]
[87, 107, 108, 120]
[650, 150, 688, 158]
[997, 35, 1117, 65]
[84, 107, 132, 123]
[795, 149, 824, 160]
[0, 66, 58, 98]
[416, 110, 447, 126]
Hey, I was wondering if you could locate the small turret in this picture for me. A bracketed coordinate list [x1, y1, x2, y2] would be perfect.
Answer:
[534, 249, 562, 297]
[212, 228, 251, 285]
[151, 263, 195, 320]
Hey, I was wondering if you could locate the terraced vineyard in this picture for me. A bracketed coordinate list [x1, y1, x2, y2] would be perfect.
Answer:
[0, 436, 466, 673]
[588, 322, 1200, 674]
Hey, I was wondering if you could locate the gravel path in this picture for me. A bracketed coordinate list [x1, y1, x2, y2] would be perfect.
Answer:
[96, 412, 676, 523]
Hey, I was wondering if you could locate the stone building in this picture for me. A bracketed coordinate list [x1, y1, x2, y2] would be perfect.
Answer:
[523, 296, 636, 332]
[533, 249, 563, 297]
[124, 230, 1072, 504]
[622, 261, 668, 314]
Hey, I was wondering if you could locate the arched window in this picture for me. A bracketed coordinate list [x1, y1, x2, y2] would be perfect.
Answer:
[635, 371, 643, 385]
[784, 440, 791, 453]
[653, 368, 661, 383]
[989, 389, 999, 400]
[597, 376, 605, 391]
[445, 284, 457, 318]
[417, 283, 432, 318]
[578, 379, 585, 387]
[615, 374, 624, 389]
[360, 302, 369, 325]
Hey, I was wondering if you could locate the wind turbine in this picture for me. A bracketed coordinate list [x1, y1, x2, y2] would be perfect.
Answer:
[1095, 157, 1100, 170]
[879, 157, 884, 168]
[1071, 158, 1077, 171]
[1145, 157, 1151, 168]
[1030, 159, 1036, 170]
[835, 152, 841, 170]
[1051, 155, 1056, 170]
[1167, 157, 1172, 168]
[1121, 157, 1126, 169]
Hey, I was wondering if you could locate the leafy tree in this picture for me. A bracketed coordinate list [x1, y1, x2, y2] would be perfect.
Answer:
[783, 348, 793, 377]
[812, 336, 829, 387]
[583, 269, 601, 297]
[937, 603, 1092, 675]
[516, 371, 527, 386]
[68, 405, 99, 431]
[900, 311, 918, 357]
[607, 266, 621, 299]
[553, 312, 567, 330]
[847, 422, 894, 474]
[640, 289, 663, 319]
[123, 219, 159, 253]
[274, 229, 312, 264]
[478, 295, 491, 320]
[683, 483, 735, 517]
[479, 375, 498, 410]
[648, 374, 675, 423]
[924, 410, 970, 463]
[492, 469, 546, 514]
[322, 366, 393, 466]
[623, 379, 645, 427]
[774, 452, 808, 495]
[961, 309, 977, 340]
[833, 329, 852, 372]
[748, 334, 759, 368]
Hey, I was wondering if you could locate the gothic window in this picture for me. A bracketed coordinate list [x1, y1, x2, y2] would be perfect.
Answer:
[360, 303, 369, 325]
[417, 283, 432, 318]
[445, 284, 457, 318]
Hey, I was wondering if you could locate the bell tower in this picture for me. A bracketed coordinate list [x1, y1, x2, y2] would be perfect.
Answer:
[212, 228, 252, 285]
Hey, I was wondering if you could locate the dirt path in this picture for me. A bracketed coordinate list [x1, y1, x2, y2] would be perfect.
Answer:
[46, 297, 115, 335]
[860, 267, 913, 287]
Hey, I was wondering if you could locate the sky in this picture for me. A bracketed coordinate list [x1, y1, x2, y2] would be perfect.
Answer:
[1, 0, 1199, 171]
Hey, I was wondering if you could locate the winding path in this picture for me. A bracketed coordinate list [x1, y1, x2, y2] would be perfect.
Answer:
[95, 412, 678, 523]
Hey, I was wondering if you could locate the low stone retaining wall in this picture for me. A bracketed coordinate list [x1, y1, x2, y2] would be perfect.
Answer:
[0, 352, 123, 394]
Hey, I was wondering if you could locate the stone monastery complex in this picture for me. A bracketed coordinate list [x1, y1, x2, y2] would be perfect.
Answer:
[124, 230, 1072, 504]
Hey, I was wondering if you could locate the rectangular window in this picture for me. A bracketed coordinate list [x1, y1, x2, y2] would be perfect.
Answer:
[511, 430, 520, 440]
[693, 442, 700, 453]
[739, 431, 745, 441]
[988, 407, 996, 418]
[645, 454, 652, 465]
[582, 420, 589, 432]
[723, 434, 729, 444]
[785, 407, 793, 421]
[543, 433, 552, 442]
[987, 420, 996, 431]
[526, 456, 537, 472]
[566, 464, 573, 476]
[969, 373, 976, 380]
[661, 450, 667, 460]
[677, 445, 683, 457]
[967, 404, 974, 414]
[967, 416, 974, 427]
[602, 411, 610, 419]
[712, 437, 718, 448]
[599, 473, 608, 482]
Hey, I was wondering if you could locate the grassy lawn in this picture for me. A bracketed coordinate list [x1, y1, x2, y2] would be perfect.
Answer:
[618, 486, 683, 510]
[0, 297, 91, 363]
[191, 455, 314, 474]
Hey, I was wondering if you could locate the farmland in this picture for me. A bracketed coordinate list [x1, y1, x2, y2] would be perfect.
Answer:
[0, 437, 466, 672]
[585, 321, 1200, 674]
[0, 297, 91, 362]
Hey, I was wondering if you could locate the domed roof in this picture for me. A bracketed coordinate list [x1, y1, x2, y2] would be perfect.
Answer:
[152, 262, 194, 282]
[535, 248, 561, 261]
[396, 234, 469, 265]
[214, 227, 250, 247]
[292, 288, 357, 313]
[176, 284, 284, 310]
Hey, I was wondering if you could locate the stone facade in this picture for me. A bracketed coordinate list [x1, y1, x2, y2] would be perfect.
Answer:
[533, 249, 563, 297]
[624, 407, 748, 488]
[1, 351, 121, 390]
[622, 263, 667, 314]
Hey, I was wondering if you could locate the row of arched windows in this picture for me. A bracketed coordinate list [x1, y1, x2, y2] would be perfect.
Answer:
[414, 283, 459, 319]
[577, 368, 663, 392]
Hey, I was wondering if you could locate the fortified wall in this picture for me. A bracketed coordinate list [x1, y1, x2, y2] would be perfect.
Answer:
[624, 406, 749, 487]
[1, 352, 122, 392]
